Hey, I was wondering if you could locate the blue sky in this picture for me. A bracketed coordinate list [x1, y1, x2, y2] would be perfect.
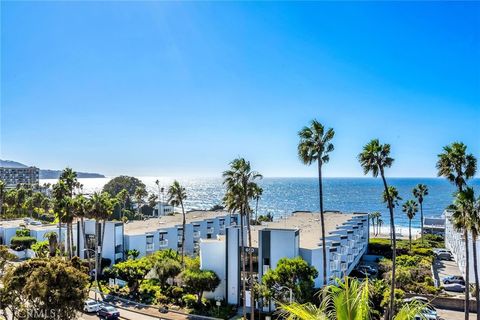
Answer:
[1, 2, 479, 177]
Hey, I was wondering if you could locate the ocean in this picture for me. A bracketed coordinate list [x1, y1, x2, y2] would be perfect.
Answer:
[40, 177, 480, 229]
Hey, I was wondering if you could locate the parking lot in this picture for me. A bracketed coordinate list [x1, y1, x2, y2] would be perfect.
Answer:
[437, 308, 477, 320]
[432, 255, 465, 298]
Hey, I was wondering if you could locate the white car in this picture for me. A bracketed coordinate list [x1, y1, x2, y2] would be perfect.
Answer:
[83, 299, 101, 313]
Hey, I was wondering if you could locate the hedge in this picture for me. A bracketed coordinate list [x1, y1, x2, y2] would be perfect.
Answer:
[10, 236, 37, 250]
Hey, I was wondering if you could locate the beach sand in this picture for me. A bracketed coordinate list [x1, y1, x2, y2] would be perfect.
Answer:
[369, 225, 421, 240]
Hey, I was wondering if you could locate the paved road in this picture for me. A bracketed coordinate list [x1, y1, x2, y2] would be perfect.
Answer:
[79, 309, 160, 320]
[437, 308, 477, 320]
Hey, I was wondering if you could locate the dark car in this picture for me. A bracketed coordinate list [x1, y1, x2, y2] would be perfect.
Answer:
[97, 305, 120, 319]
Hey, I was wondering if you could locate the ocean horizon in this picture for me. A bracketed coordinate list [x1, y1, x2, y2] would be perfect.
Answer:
[41, 177, 480, 229]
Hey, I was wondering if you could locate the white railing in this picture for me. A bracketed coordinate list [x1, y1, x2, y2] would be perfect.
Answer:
[146, 243, 154, 251]
[207, 227, 214, 234]
[193, 231, 201, 238]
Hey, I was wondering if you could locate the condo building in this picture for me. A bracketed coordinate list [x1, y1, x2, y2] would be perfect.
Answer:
[0, 166, 39, 187]
[445, 209, 480, 283]
[199, 211, 369, 306]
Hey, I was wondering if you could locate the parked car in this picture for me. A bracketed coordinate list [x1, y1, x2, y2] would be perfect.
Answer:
[442, 275, 465, 285]
[443, 283, 465, 292]
[433, 249, 452, 260]
[83, 299, 101, 313]
[97, 306, 120, 319]
[404, 297, 438, 320]
[357, 264, 378, 275]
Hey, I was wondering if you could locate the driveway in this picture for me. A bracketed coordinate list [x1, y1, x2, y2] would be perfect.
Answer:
[432, 257, 465, 297]
[437, 308, 476, 320]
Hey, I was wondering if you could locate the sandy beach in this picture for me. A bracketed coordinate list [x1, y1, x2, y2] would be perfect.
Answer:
[369, 225, 421, 240]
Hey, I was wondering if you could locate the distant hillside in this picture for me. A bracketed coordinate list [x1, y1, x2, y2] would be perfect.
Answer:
[0, 159, 105, 179]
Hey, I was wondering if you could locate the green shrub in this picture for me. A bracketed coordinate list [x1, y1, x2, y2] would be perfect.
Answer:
[182, 293, 198, 308]
[396, 255, 421, 267]
[15, 229, 31, 237]
[10, 236, 37, 250]
[411, 247, 433, 258]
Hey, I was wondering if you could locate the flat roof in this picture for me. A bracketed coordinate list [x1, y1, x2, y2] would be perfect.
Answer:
[0, 219, 58, 230]
[124, 210, 230, 235]
[250, 211, 365, 249]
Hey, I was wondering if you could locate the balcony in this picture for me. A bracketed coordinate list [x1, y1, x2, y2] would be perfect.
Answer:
[193, 231, 201, 238]
[146, 243, 154, 251]
[207, 227, 214, 234]
[159, 240, 168, 247]
[178, 236, 183, 243]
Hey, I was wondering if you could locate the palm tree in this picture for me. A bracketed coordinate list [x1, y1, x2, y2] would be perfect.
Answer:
[59, 168, 81, 258]
[298, 119, 335, 288]
[412, 184, 428, 242]
[73, 194, 90, 262]
[134, 186, 147, 218]
[116, 189, 129, 221]
[280, 277, 429, 320]
[370, 212, 381, 237]
[437, 142, 477, 320]
[473, 196, 480, 320]
[223, 158, 262, 320]
[167, 180, 187, 263]
[358, 139, 396, 320]
[44, 231, 58, 257]
[52, 180, 68, 255]
[252, 185, 263, 223]
[450, 188, 478, 320]
[402, 200, 418, 251]
[88, 192, 115, 275]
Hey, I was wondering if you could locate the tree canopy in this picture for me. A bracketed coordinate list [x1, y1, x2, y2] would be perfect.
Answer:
[102, 175, 146, 197]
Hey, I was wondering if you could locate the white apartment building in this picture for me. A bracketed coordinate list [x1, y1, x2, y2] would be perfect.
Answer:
[199, 211, 369, 306]
[0, 219, 66, 246]
[123, 211, 239, 258]
[445, 209, 480, 283]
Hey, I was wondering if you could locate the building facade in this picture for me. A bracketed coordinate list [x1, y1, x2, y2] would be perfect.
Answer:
[199, 212, 369, 306]
[445, 209, 480, 283]
[0, 166, 39, 187]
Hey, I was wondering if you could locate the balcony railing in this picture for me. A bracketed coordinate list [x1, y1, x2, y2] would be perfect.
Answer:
[193, 231, 201, 238]
[159, 240, 168, 247]
[207, 227, 214, 234]
[146, 243, 154, 251]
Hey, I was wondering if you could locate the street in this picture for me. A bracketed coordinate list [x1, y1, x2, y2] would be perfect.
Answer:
[79, 309, 160, 320]
[437, 308, 477, 320]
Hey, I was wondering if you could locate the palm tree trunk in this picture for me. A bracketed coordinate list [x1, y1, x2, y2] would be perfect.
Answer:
[247, 206, 255, 320]
[464, 229, 470, 320]
[380, 171, 396, 320]
[409, 219, 412, 252]
[80, 217, 91, 268]
[180, 201, 186, 264]
[58, 219, 62, 256]
[255, 198, 259, 223]
[318, 160, 327, 288]
[240, 206, 247, 319]
[100, 219, 107, 274]
[420, 201, 424, 243]
[472, 233, 480, 320]
[66, 221, 71, 258]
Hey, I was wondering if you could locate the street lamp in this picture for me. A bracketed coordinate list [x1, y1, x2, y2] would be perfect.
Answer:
[84, 247, 100, 301]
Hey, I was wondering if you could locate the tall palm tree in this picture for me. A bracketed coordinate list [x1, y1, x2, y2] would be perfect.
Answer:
[252, 185, 263, 223]
[73, 194, 90, 262]
[59, 168, 81, 258]
[52, 180, 68, 255]
[437, 142, 477, 320]
[402, 200, 418, 251]
[297, 119, 335, 288]
[88, 192, 115, 275]
[473, 196, 480, 320]
[358, 139, 396, 320]
[412, 184, 428, 242]
[450, 188, 478, 320]
[223, 158, 262, 320]
[280, 277, 429, 320]
[370, 212, 381, 237]
[167, 180, 187, 263]
[116, 189, 129, 221]
[134, 185, 147, 218]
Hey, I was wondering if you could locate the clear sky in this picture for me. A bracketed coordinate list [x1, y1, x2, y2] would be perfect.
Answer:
[1, 2, 479, 178]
